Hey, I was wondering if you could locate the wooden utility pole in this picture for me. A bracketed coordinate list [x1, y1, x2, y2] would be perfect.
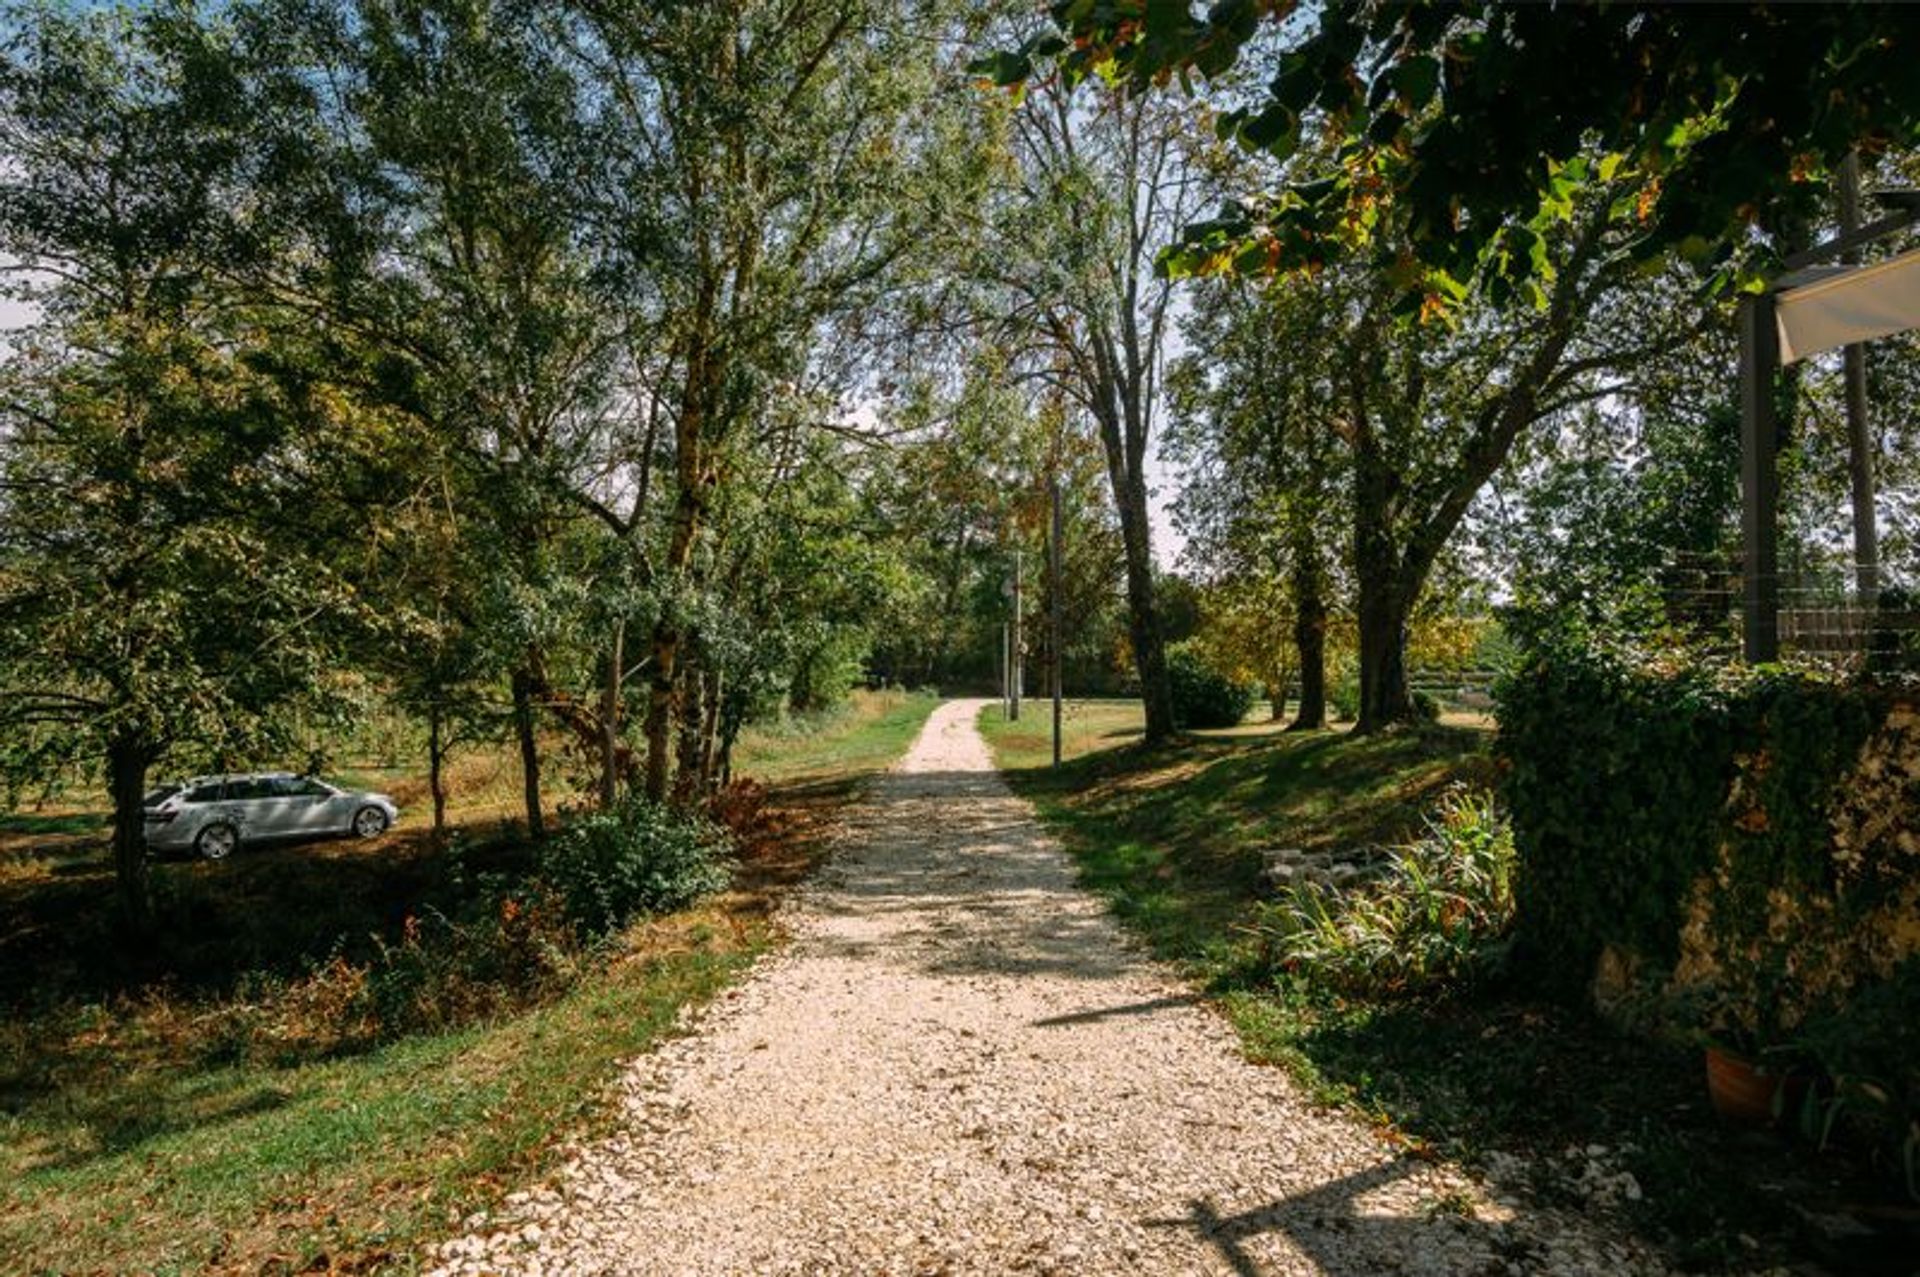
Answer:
[1837, 151, 1880, 601]
[1050, 477, 1063, 769]
[1010, 550, 1022, 722]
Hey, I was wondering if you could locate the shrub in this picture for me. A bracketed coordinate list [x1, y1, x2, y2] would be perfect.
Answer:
[1166, 643, 1255, 730]
[1243, 785, 1516, 996]
[538, 797, 733, 937]
[1328, 668, 1360, 722]
[363, 891, 579, 1039]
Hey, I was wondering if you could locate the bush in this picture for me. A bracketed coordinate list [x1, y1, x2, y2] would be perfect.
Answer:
[1244, 785, 1516, 996]
[1328, 668, 1360, 722]
[538, 796, 733, 937]
[1166, 643, 1255, 730]
[362, 892, 578, 1040]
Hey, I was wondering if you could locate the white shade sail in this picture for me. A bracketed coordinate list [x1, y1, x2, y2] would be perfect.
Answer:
[1776, 245, 1920, 363]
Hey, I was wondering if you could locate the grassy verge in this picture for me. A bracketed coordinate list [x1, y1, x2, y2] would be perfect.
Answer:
[0, 689, 940, 1274]
[732, 686, 942, 787]
[981, 701, 1859, 1273]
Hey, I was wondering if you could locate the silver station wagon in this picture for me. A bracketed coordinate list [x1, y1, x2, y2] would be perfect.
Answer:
[142, 772, 400, 860]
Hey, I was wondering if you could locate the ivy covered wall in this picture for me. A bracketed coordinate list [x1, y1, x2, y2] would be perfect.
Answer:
[1498, 645, 1920, 1177]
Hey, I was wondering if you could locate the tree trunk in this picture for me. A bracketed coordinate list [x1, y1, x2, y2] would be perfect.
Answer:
[512, 667, 545, 839]
[1099, 413, 1175, 743]
[602, 618, 625, 808]
[1355, 575, 1413, 733]
[697, 665, 723, 790]
[1351, 423, 1415, 733]
[105, 734, 152, 932]
[1119, 526, 1175, 742]
[1288, 526, 1328, 731]
[673, 657, 707, 805]
[428, 701, 448, 840]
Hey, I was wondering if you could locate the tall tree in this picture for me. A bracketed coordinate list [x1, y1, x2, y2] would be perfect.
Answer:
[0, 2, 363, 922]
[984, 76, 1205, 743]
[572, 0, 990, 800]
[1168, 280, 1344, 730]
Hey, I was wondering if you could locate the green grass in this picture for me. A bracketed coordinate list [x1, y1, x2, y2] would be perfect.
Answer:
[733, 687, 941, 787]
[0, 689, 941, 1274]
[1, 920, 759, 1275]
[0, 810, 104, 838]
[981, 700, 1851, 1272]
[980, 699, 1491, 969]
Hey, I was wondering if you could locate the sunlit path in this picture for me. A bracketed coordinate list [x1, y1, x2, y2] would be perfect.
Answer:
[426, 700, 1663, 1276]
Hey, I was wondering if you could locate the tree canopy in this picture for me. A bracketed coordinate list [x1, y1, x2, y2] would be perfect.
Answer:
[984, 3, 1920, 305]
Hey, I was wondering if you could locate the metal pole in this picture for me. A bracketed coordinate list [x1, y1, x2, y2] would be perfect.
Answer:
[1010, 550, 1022, 722]
[1741, 292, 1781, 664]
[998, 621, 1008, 719]
[1051, 477, 1063, 769]
[1837, 151, 1880, 601]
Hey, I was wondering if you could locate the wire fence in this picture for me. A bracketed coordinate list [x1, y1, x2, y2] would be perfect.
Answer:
[1654, 557, 1920, 669]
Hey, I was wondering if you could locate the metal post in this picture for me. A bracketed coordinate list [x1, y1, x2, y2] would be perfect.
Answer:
[998, 621, 1008, 719]
[1741, 292, 1781, 664]
[1010, 551, 1022, 722]
[1837, 151, 1880, 600]
[1050, 477, 1063, 769]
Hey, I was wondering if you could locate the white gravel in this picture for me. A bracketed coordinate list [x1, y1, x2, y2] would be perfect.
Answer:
[426, 699, 1669, 1276]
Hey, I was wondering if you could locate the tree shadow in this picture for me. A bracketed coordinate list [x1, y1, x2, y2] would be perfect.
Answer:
[6, 1076, 295, 1174]
[1143, 1159, 1546, 1276]
[0, 825, 537, 1013]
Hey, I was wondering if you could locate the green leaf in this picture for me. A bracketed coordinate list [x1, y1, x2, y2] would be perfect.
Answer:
[1391, 55, 1440, 112]
[1239, 103, 1296, 153]
[966, 51, 1030, 86]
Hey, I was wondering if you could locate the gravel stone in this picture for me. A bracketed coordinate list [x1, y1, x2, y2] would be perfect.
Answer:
[424, 699, 1672, 1275]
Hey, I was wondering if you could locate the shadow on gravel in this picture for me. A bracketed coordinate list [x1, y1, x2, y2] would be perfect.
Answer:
[1031, 993, 1200, 1027]
[1148, 1159, 1532, 1276]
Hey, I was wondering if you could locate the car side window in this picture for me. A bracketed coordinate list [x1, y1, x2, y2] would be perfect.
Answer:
[226, 777, 275, 801]
[184, 783, 224, 803]
[285, 777, 332, 797]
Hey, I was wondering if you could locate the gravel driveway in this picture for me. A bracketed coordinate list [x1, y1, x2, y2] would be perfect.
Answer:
[428, 699, 1666, 1276]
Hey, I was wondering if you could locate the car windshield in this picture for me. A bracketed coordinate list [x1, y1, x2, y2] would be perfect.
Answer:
[142, 785, 181, 808]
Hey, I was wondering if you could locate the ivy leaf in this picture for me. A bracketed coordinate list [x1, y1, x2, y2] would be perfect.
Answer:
[1391, 55, 1440, 112]
[1238, 103, 1296, 153]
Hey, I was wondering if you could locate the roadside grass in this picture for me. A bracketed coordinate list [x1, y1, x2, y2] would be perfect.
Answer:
[0, 689, 939, 1275]
[981, 699, 1491, 970]
[732, 686, 941, 787]
[981, 701, 1853, 1272]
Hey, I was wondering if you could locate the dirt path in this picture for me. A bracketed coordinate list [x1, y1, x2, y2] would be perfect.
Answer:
[429, 700, 1664, 1276]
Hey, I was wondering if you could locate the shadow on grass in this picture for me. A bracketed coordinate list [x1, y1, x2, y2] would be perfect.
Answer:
[1239, 984, 1906, 1272]
[9, 1078, 295, 1174]
[1001, 725, 1492, 970]
[0, 827, 538, 1014]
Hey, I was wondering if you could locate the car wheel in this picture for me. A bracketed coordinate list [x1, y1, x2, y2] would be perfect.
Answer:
[351, 806, 389, 839]
[195, 823, 238, 861]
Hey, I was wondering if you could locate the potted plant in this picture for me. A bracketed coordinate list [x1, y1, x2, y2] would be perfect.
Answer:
[1702, 1036, 1809, 1126]
[1685, 987, 1815, 1128]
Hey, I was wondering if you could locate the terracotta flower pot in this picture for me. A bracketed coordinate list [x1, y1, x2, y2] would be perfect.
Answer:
[1704, 1045, 1805, 1126]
